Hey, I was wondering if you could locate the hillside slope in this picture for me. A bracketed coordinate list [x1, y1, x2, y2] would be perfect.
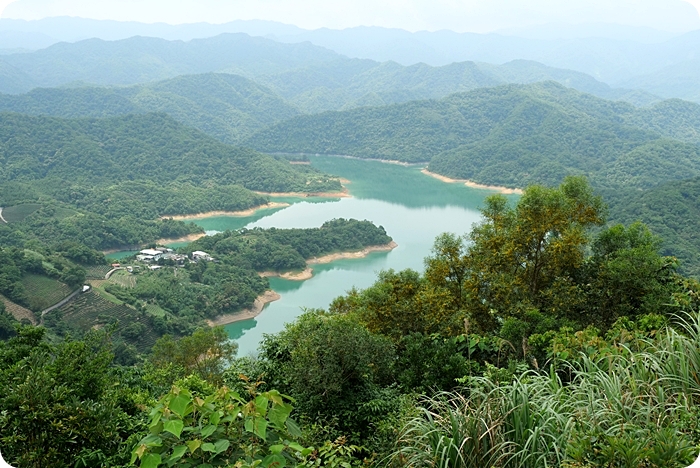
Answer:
[0, 73, 300, 143]
[247, 82, 700, 190]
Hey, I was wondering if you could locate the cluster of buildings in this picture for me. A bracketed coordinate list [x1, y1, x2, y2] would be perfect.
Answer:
[135, 247, 213, 264]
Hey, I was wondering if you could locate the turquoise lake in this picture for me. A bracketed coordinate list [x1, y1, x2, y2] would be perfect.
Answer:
[159, 156, 515, 355]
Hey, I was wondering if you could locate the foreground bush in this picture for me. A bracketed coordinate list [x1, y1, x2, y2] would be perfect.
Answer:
[392, 311, 700, 468]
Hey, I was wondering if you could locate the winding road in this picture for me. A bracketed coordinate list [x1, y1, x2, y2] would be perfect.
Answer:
[0, 207, 6, 223]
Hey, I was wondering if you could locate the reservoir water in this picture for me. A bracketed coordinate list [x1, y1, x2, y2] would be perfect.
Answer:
[173, 157, 515, 355]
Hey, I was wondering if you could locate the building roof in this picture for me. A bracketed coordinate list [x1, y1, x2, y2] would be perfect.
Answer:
[140, 249, 162, 256]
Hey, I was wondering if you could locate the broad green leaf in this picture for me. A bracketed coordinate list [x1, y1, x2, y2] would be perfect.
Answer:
[139, 434, 163, 448]
[268, 403, 292, 428]
[169, 445, 187, 462]
[288, 442, 304, 452]
[209, 411, 221, 426]
[301, 448, 314, 457]
[164, 420, 184, 439]
[199, 424, 217, 439]
[245, 417, 268, 440]
[269, 444, 285, 454]
[201, 442, 216, 453]
[169, 393, 192, 418]
[140, 453, 162, 468]
[285, 418, 302, 438]
[149, 412, 162, 428]
[213, 439, 230, 454]
[186, 439, 201, 454]
[254, 395, 269, 416]
[262, 453, 286, 468]
[149, 420, 163, 435]
[266, 390, 284, 406]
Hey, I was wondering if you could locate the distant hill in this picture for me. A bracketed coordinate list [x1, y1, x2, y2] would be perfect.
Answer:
[0, 112, 341, 249]
[2, 17, 700, 87]
[0, 73, 300, 143]
[257, 59, 659, 113]
[605, 178, 700, 277]
[246, 82, 700, 190]
[0, 33, 343, 92]
[0, 111, 336, 192]
[617, 59, 700, 103]
[0, 34, 658, 124]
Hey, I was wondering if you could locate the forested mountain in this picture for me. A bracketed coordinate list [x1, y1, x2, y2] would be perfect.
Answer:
[256, 59, 658, 113]
[0, 73, 300, 143]
[0, 112, 341, 249]
[0, 33, 342, 91]
[247, 82, 700, 190]
[605, 178, 700, 277]
[0, 32, 657, 111]
[617, 59, 700, 103]
[5, 16, 700, 100]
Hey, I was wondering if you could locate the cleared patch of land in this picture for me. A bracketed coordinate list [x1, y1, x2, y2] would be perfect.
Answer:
[163, 202, 290, 220]
[421, 168, 523, 194]
[21, 274, 74, 312]
[206, 290, 281, 326]
[255, 189, 351, 198]
[1, 295, 36, 325]
[58, 290, 160, 351]
[259, 268, 313, 281]
[1, 203, 42, 223]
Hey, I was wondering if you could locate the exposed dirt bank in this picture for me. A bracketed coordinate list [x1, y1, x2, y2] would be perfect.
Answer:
[206, 290, 281, 326]
[257, 241, 398, 282]
[421, 168, 524, 195]
[162, 202, 291, 221]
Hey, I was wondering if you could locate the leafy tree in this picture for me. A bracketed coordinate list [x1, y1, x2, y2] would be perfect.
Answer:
[259, 310, 396, 439]
[581, 222, 678, 328]
[0, 327, 142, 468]
[150, 327, 237, 386]
[463, 176, 606, 333]
[131, 383, 308, 468]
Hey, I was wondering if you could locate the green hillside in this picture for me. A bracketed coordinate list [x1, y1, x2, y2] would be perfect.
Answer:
[0, 33, 342, 90]
[0, 112, 341, 249]
[0, 112, 339, 192]
[0, 73, 300, 143]
[247, 82, 700, 190]
[259, 59, 659, 113]
[604, 178, 700, 277]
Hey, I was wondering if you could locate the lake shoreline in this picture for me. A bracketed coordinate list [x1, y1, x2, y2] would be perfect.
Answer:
[421, 168, 523, 194]
[271, 152, 428, 167]
[206, 290, 281, 326]
[161, 202, 291, 221]
[254, 188, 351, 198]
[258, 241, 398, 281]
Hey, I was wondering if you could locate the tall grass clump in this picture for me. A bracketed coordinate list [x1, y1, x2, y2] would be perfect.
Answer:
[392, 311, 700, 467]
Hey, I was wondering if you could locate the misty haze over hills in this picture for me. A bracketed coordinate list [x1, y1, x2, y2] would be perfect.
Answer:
[0, 16, 699, 102]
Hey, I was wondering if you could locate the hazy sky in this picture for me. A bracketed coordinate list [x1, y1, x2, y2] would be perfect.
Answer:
[1, 0, 699, 33]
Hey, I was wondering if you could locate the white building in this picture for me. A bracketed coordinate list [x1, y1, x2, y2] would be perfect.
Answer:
[191, 251, 212, 261]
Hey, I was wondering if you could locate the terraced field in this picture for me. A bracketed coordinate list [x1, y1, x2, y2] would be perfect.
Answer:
[2, 204, 77, 223]
[0, 295, 36, 325]
[58, 290, 159, 351]
[108, 270, 137, 288]
[144, 303, 167, 318]
[21, 274, 74, 312]
[1, 203, 42, 223]
[85, 264, 113, 279]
